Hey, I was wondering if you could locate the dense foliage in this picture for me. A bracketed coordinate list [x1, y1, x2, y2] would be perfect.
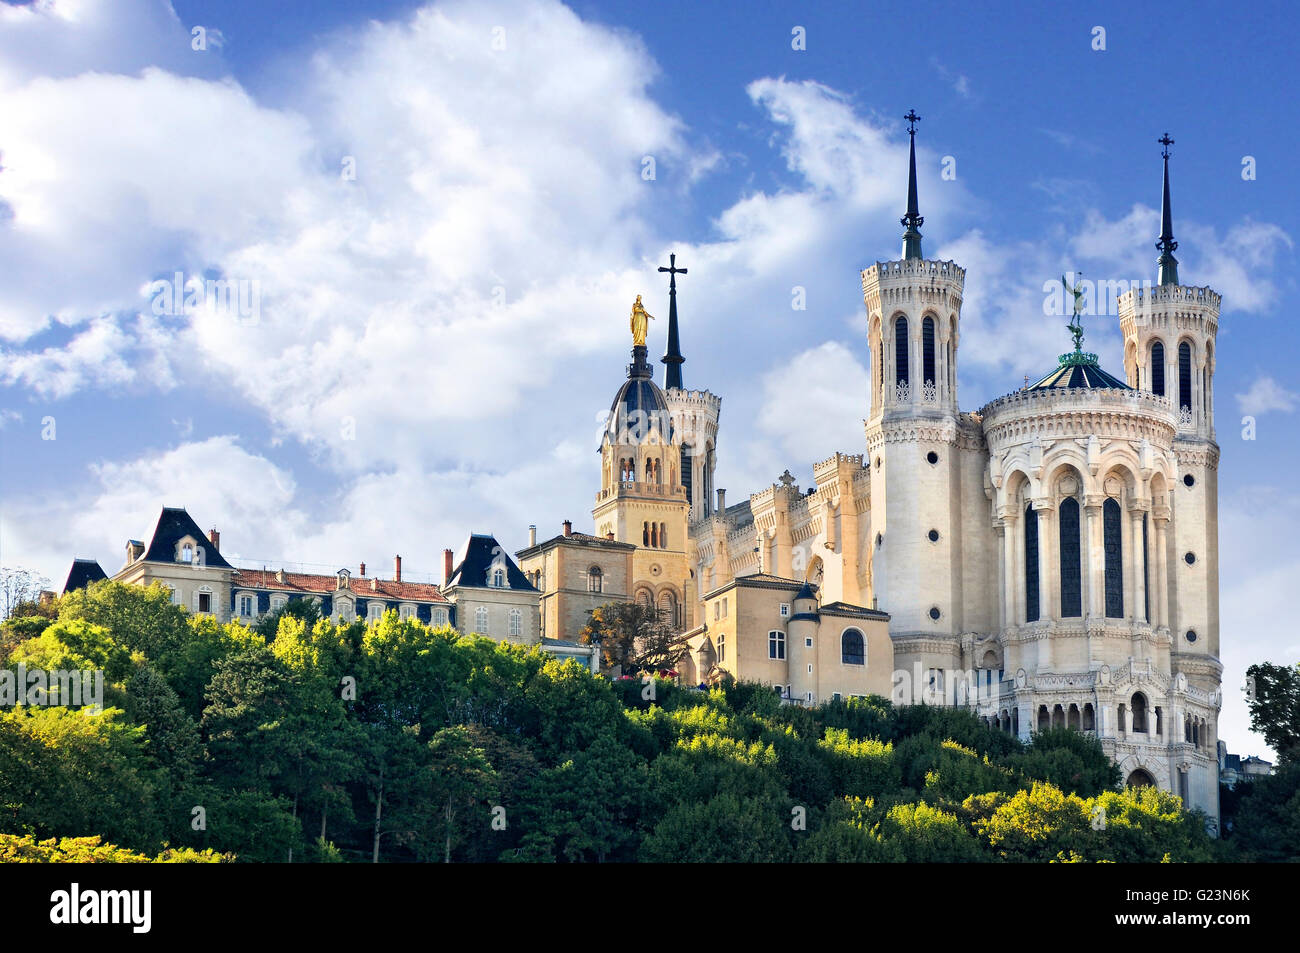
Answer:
[0, 582, 1267, 862]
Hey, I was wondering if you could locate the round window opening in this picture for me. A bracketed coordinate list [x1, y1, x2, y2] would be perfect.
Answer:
[1184, 552, 1196, 565]
[1183, 474, 1195, 488]
[928, 529, 940, 542]
[926, 451, 939, 465]
[1186, 629, 1198, 643]
[928, 606, 941, 621]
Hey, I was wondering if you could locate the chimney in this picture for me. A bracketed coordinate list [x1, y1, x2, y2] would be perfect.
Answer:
[359, 561, 366, 577]
[207, 528, 220, 551]
[717, 488, 726, 513]
[443, 548, 454, 586]
[394, 554, 402, 583]
[606, 532, 615, 541]
[275, 567, 286, 584]
[562, 520, 572, 538]
[528, 524, 537, 547]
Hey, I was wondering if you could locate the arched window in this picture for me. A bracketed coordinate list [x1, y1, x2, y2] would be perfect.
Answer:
[841, 628, 865, 665]
[894, 316, 909, 387]
[492, 567, 505, 588]
[1178, 340, 1193, 412]
[1024, 502, 1040, 622]
[1142, 512, 1150, 623]
[636, 589, 653, 610]
[657, 590, 677, 627]
[1150, 341, 1165, 396]
[588, 566, 603, 593]
[643, 522, 649, 546]
[1059, 496, 1082, 617]
[681, 444, 693, 505]
[1132, 693, 1148, 733]
[768, 629, 785, 660]
[1103, 497, 1124, 618]
[1037, 705, 1050, 732]
[922, 316, 936, 386]
[474, 606, 489, 633]
[508, 608, 522, 638]
[650, 523, 658, 547]
[660, 523, 667, 549]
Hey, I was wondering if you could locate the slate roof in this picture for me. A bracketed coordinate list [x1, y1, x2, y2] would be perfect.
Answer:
[446, 534, 537, 591]
[820, 600, 891, 621]
[703, 572, 810, 601]
[63, 558, 107, 594]
[141, 507, 233, 569]
[1027, 357, 1132, 391]
[517, 530, 637, 559]
[232, 569, 448, 603]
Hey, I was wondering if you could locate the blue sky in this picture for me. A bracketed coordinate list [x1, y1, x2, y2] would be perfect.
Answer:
[0, 0, 1295, 756]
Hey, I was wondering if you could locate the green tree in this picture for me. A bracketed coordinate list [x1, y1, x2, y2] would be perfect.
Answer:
[641, 792, 792, 862]
[427, 726, 498, 863]
[579, 601, 682, 676]
[1245, 662, 1300, 765]
[1226, 762, 1300, 862]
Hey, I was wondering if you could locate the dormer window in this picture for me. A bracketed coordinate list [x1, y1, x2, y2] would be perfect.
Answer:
[492, 568, 505, 588]
[336, 569, 351, 591]
[181, 544, 193, 563]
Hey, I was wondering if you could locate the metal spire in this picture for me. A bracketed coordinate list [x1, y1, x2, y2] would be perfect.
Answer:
[658, 253, 687, 390]
[1156, 133, 1179, 286]
[901, 110, 924, 260]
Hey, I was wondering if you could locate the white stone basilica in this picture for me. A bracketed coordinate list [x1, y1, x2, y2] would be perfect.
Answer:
[657, 123, 1223, 818]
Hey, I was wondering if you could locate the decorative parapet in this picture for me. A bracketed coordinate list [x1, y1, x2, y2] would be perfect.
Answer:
[980, 388, 1177, 445]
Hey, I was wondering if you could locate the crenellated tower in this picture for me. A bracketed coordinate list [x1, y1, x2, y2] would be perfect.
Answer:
[861, 111, 989, 683]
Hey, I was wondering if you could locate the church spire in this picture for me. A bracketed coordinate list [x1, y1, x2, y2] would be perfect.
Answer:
[901, 110, 924, 260]
[658, 253, 687, 390]
[1156, 133, 1179, 286]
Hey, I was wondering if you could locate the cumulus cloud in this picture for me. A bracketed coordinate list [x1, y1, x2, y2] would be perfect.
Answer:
[1236, 376, 1298, 415]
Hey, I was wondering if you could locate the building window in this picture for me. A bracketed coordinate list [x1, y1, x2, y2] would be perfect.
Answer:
[713, 602, 719, 621]
[1142, 512, 1150, 623]
[1150, 340, 1165, 396]
[1103, 497, 1124, 618]
[1024, 503, 1040, 622]
[660, 523, 667, 549]
[841, 628, 865, 665]
[197, 590, 212, 614]
[336, 600, 353, 622]
[894, 316, 909, 387]
[1059, 496, 1082, 618]
[181, 544, 193, 563]
[368, 603, 384, 622]
[168, 587, 180, 605]
[271, 595, 286, 610]
[657, 590, 678, 627]
[805, 637, 813, 648]
[475, 606, 489, 633]
[238, 595, 254, 617]
[717, 633, 725, 662]
[922, 315, 936, 386]
[721, 598, 728, 618]
[399, 604, 414, 620]
[588, 566, 603, 593]
[1178, 340, 1193, 414]
[432, 607, 448, 626]
[768, 629, 785, 660]
[509, 608, 522, 637]
[681, 444, 693, 506]
[492, 568, 505, 588]
[780, 603, 789, 617]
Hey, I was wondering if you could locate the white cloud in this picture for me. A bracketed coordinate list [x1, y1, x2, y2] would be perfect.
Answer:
[756, 340, 869, 466]
[1235, 376, 1298, 415]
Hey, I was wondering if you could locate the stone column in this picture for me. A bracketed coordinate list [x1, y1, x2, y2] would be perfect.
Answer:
[1153, 515, 1170, 630]
[995, 523, 1007, 631]
[1035, 503, 1053, 622]
[1129, 505, 1147, 625]
[1084, 497, 1105, 619]
[1001, 511, 1018, 628]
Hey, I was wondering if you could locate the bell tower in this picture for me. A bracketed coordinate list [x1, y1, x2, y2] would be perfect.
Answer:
[862, 111, 978, 689]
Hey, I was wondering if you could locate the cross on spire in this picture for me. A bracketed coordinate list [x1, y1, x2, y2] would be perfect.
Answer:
[1157, 133, 1179, 285]
[901, 109, 924, 260]
[658, 253, 688, 390]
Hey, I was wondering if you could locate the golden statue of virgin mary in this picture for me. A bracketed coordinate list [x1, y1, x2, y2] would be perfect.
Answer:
[629, 294, 655, 347]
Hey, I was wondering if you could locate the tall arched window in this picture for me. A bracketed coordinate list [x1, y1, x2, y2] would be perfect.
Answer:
[681, 444, 693, 505]
[508, 608, 522, 638]
[588, 566, 603, 593]
[841, 628, 865, 665]
[474, 606, 489, 633]
[659, 523, 667, 549]
[1131, 693, 1148, 733]
[1178, 340, 1193, 412]
[894, 316, 909, 387]
[1150, 341, 1165, 396]
[1059, 496, 1082, 618]
[658, 589, 677, 627]
[1142, 512, 1150, 623]
[1103, 497, 1124, 618]
[1024, 502, 1040, 622]
[643, 522, 650, 546]
[922, 316, 936, 386]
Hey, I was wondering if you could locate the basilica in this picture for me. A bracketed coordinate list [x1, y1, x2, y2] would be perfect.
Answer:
[60, 118, 1224, 820]
[556, 119, 1223, 818]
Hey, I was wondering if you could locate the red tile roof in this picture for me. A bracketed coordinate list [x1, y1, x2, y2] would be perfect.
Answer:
[233, 569, 449, 603]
